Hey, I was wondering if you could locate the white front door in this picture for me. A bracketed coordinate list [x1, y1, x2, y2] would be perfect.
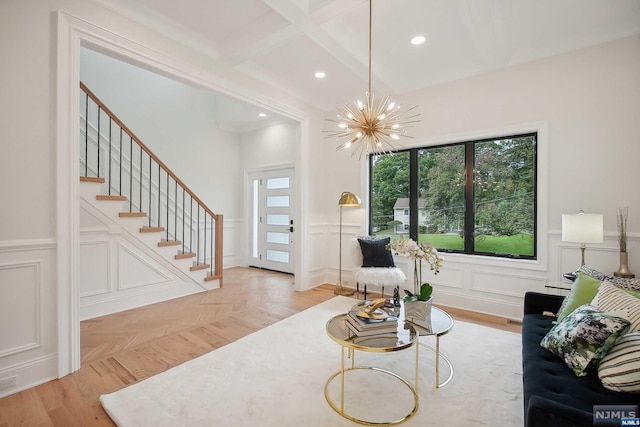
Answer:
[249, 168, 295, 274]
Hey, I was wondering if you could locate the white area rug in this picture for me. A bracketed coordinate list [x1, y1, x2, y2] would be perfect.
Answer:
[101, 296, 523, 426]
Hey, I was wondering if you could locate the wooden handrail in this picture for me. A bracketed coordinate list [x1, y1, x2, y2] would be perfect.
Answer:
[81, 81, 223, 283]
[80, 81, 220, 221]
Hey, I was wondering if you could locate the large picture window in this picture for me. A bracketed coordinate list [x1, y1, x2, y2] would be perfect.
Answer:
[369, 133, 537, 259]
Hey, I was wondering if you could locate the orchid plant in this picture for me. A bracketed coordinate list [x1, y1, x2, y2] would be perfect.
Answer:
[387, 237, 443, 301]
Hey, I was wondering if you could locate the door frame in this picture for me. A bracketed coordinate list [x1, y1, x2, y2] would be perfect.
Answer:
[245, 165, 296, 273]
[56, 12, 310, 376]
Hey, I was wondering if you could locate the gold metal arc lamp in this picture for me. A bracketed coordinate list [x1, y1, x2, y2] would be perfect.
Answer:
[325, 0, 420, 159]
[336, 192, 361, 296]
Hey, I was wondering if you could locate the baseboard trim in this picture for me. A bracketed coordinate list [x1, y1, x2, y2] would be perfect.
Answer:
[0, 353, 57, 399]
[79, 281, 204, 320]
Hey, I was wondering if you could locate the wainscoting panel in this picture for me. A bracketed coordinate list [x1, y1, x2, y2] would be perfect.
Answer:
[78, 200, 208, 320]
[118, 243, 172, 290]
[470, 270, 546, 298]
[327, 226, 362, 288]
[0, 239, 57, 398]
[222, 219, 240, 269]
[308, 228, 325, 273]
[426, 265, 464, 291]
[79, 240, 111, 297]
[0, 261, 41, 357]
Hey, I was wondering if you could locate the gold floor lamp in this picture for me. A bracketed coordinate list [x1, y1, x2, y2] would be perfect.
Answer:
[335, 191, 361, 296]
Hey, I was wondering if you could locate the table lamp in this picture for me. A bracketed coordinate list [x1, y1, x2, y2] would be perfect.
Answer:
[562, 210, 603, 269]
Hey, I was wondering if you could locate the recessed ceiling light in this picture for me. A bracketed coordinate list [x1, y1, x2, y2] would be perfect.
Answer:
[314, 71, 326, 79]
[411, 35, 426, 45]
[258, 113, 267, 118]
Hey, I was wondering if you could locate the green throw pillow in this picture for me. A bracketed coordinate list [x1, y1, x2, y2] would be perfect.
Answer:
[557, 271, 602, 320]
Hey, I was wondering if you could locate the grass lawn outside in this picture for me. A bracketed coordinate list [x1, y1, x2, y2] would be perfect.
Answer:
[375, 229, 534, 256]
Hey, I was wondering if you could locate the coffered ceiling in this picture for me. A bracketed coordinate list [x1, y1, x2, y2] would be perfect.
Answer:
[91, 0, 640, 129]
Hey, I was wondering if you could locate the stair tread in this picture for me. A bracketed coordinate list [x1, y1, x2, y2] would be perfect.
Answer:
[157, 240, 181, 247]
[80, 176, 105, 183]
[175, 252, 196, 259]
[119, 212, 147, 218]
[204, 274, 220, 282]
[190, 264, 210, 271]
[140, 226, 165, 233]
[96, 195, 127, 201]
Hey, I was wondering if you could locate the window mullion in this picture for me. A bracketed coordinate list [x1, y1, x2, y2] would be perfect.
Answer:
[464, 142, 475, 254]
[409, 149, 419, 241]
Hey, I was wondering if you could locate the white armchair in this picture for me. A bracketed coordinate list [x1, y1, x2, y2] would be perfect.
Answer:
[351, 237, 407, 300]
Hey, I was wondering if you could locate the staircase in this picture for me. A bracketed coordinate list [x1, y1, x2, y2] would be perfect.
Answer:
[79, 82, 223, 300]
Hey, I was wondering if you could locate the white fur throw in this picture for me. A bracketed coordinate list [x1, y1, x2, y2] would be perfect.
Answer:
[355, 267, 406, 286]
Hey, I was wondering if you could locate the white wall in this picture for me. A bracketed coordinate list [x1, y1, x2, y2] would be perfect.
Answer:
[240, 122, 297, 170]
[322, 35, 640, 320]
[0, 0, 65, 399]
[80, 47, 243, 220]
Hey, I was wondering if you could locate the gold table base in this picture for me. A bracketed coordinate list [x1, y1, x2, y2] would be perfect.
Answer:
[324, 344, 419, 425]
[419, 339, 454, 388]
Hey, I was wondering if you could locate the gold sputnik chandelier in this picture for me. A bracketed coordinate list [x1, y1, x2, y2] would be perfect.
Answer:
[326, 0, 420, 159]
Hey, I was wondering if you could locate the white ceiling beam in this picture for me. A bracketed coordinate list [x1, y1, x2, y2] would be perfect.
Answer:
[225, 0, 392, 94]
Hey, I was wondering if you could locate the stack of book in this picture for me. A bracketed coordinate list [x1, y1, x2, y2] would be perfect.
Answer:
[344, 310, 398, 337]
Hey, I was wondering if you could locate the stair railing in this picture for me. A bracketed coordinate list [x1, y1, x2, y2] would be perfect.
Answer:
[79, 82, 223, 285]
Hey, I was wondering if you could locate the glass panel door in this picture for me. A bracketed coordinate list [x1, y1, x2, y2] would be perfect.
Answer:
[249, 168, 295, 274]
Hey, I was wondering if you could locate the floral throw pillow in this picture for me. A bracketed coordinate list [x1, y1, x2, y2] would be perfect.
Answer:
[540, 304, 630, 376]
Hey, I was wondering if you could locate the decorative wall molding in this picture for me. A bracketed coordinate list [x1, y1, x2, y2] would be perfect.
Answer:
[117, 243, 173, 290]
[79, 240, 111, 297]
[470, 270, 545, 298]
[0, 239, 56, 253]
[80, 226, 110, 236]
[0, 261, 42, 358]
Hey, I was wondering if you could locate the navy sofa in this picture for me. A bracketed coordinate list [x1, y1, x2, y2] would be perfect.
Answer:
[522, 292, 638, 427]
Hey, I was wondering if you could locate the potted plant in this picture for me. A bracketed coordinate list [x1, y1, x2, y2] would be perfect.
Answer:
[388, 238, 443, 327]
[403, 282, 433, 302]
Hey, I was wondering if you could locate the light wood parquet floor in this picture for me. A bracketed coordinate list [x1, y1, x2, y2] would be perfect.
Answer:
[0, 267, 520, 426]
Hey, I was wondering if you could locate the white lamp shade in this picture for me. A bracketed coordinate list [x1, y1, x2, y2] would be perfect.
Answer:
[562, 213, 603, 244]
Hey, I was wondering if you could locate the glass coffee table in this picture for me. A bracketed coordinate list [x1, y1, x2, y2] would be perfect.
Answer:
[325, 313, 419, 425]
[348, 301, 454, 388]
